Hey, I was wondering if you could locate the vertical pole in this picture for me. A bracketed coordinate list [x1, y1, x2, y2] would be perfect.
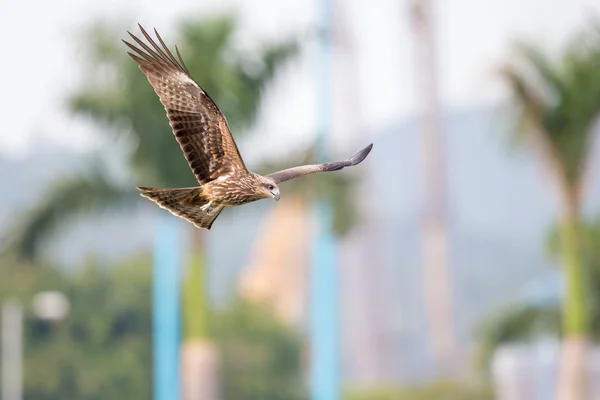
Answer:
[310, 0, 339, 398]
[181, 232, 219, 400]
[2, 299, 22, 400]
[153, 213, 182, 400]
[409, 0, 455, 377]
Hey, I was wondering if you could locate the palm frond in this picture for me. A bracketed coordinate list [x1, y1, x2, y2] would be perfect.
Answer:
[475, 304, 560, 370]
[514, 42, 566, 105]
[499, 63, 543, 143]
[501, 27, 600, 196]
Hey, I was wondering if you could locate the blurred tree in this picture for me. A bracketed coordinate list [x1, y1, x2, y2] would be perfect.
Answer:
[0, 256, 307, 399]
[497, 24, 600, 397]
[0, 256, 154, 400]
[212, 298, 307, 400]
[476, 305, 560, 372]
[477, 216, 600, 369]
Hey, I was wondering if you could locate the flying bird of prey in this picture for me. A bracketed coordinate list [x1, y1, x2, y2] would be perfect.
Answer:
[123, 25, 373, 230]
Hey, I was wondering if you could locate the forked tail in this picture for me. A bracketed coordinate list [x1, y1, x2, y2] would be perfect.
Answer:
[137, 186, 223, 230]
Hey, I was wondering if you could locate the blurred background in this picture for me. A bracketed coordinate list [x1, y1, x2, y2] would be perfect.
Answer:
[2, 0, 600, 399]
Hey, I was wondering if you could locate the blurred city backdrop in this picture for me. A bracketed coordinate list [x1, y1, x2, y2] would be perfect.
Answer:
[2, 0, 600, 399]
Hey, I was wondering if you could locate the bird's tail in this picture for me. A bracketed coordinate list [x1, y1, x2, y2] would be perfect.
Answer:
[137, 186, 224, 230]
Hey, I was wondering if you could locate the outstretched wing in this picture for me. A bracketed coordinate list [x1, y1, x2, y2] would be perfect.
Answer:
[123, 24, 247, 185]
[266, 143, 373, 184]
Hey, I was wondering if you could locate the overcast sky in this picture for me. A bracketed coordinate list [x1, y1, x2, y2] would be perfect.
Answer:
[1, 0, 599, 160]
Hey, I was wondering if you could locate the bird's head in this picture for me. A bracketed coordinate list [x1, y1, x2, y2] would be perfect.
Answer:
[257, 176, 280, 201]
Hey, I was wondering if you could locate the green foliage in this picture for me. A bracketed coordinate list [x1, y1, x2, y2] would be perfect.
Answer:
[476, 215, 600, 368]
[212, 298, 307, 400]
[0, 256, 307, 399]
[476, 305, 560, 371]
[0, 255, 153, 400]
[345, 381, 493, 400]
[501, 23, 600, 189]
[501, 20, 600, 340]
[485, 18, 600, 354]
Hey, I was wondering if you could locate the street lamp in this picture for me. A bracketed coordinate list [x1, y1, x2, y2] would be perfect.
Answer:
[2, 299, 22, 400]
[32, 291, 70, 322]
[1, 291, 70, 400]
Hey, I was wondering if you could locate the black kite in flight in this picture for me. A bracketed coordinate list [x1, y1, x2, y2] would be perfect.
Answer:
[123, 25, 373, 230]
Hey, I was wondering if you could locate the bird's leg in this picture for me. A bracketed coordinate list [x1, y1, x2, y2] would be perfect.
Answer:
[200, 201, 213, 213]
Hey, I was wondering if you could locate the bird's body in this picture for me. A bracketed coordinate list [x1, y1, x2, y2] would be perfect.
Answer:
[201, 172, 276, 206]
[124, 25, 372, 230]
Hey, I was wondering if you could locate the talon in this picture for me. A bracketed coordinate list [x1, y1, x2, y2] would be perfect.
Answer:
[200, 201, 213, 213]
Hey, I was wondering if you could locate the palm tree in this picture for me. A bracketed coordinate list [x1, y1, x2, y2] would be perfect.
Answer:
[477, 216, 600, 374]
[500, 23, 600, 399]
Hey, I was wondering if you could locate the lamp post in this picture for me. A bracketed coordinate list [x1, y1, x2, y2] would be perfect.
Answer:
[2, 299, 22, 400]
[2, 291, 70, 400]
[32, 291, 70, 322]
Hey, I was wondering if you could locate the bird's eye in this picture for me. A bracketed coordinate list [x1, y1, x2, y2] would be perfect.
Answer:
[267, 184, 274, 190]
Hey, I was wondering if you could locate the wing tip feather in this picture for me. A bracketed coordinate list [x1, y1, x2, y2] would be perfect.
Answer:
[348, 143, 373, 166]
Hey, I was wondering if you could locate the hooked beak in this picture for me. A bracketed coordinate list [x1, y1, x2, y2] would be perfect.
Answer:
[271, 190, 280, 201]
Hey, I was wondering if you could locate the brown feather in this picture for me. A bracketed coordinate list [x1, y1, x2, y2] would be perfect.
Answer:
[266, 143, 373, 184]
[137, 186, 223, 230]
[123, 25, 248, 185]
[127, 26, 373, 231]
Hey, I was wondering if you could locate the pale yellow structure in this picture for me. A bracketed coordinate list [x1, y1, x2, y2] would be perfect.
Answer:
[238, 195, 310, 326]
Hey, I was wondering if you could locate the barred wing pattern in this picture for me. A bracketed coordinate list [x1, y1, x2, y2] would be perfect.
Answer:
[123, 24, 247, 185]
[266, 143, 373, 184]
[139, 187, 224, 230]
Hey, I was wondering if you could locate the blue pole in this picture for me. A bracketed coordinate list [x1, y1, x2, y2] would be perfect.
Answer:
[153, 213, 181, 400]
[310, 0, 339, 398]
